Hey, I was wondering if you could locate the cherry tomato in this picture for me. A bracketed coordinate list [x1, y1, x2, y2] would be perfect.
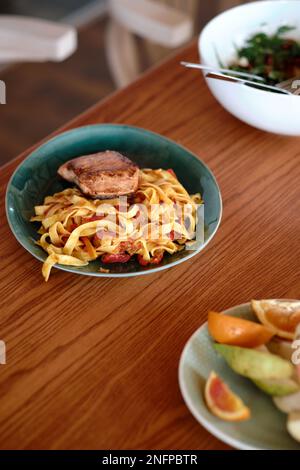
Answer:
[101, 253, 131, 264]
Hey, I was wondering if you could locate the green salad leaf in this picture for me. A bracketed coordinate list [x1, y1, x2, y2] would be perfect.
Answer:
[229, 25, 300, 85]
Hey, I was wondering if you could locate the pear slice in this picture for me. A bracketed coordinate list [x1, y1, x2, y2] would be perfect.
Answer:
[253, 378, 299, 396]
[287, 412, 300, 442]
[273, 391, 300, 413]
[214, 344, 293, 380]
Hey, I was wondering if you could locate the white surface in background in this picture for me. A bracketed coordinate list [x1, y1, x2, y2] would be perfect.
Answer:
[0, 16, 77, 63]
[0, 0, 107, 70]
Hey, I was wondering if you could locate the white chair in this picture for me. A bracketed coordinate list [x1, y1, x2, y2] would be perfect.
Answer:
[106, 0, 196, 88]
[106, 0, 247, 88]
[0, 15, 77, 63]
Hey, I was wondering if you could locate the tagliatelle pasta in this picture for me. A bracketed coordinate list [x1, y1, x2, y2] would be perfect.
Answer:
[31, 169, 202, 281]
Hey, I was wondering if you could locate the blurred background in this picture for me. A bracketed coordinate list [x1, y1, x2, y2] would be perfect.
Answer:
[0, 0, 250, 166]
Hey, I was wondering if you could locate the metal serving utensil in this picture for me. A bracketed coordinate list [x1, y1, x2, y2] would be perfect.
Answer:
[205, 72, 292, 95]
[182, 61, 300, 96]
[181, 61, 266, 82]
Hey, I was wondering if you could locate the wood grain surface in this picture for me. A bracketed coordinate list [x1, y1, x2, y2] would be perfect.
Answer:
[1, 42, 300, 450]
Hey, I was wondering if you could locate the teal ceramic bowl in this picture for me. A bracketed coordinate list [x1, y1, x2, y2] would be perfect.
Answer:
[6, 124, 222, 278]
[179, 303, 300, 450]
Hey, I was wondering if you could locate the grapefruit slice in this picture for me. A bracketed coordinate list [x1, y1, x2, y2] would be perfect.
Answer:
[204, 371, 251, 421]
[252, 300, 300, 340]
[208, 311, 274, 347]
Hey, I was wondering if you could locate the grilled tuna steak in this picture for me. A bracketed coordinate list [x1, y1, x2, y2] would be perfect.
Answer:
[58, 150, 139, 198]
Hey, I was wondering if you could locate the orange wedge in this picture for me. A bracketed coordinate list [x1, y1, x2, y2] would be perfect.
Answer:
[208, 311, 274, 347]
[252, 300, 300, 340]
[204, 371, 251, 422]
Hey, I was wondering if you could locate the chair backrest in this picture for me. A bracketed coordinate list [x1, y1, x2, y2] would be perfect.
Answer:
[152, 0, 200, 30]
[107, 0, 247, 87]
[157, 0, 199, 15]
[151, 0, 247, 32]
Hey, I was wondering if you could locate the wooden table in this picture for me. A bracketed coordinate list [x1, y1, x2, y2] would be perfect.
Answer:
[1, 42, 300, 450]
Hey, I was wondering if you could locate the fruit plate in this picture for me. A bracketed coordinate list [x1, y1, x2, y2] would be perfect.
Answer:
[178, 302, 300, 450]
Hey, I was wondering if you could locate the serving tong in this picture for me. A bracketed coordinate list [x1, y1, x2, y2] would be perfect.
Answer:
[181, 61, 300, 96]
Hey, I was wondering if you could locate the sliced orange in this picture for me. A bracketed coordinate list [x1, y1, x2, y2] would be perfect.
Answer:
[252, 300, 300, 340]
[208, 311, 274, 347]
[204, 371, 251, 421]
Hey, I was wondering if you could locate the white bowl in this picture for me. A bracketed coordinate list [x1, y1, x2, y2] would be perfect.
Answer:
[199, 0, 300, 136]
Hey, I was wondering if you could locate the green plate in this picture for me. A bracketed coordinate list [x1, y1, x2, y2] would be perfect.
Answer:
[178, 303, 300, 450]
[5, 124, 222, 278]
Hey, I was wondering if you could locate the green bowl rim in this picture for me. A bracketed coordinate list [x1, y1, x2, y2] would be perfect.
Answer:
[5, 124, 223, 278]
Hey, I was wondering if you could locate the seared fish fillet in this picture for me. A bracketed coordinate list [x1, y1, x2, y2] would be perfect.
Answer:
[58, 150, 139, 198]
